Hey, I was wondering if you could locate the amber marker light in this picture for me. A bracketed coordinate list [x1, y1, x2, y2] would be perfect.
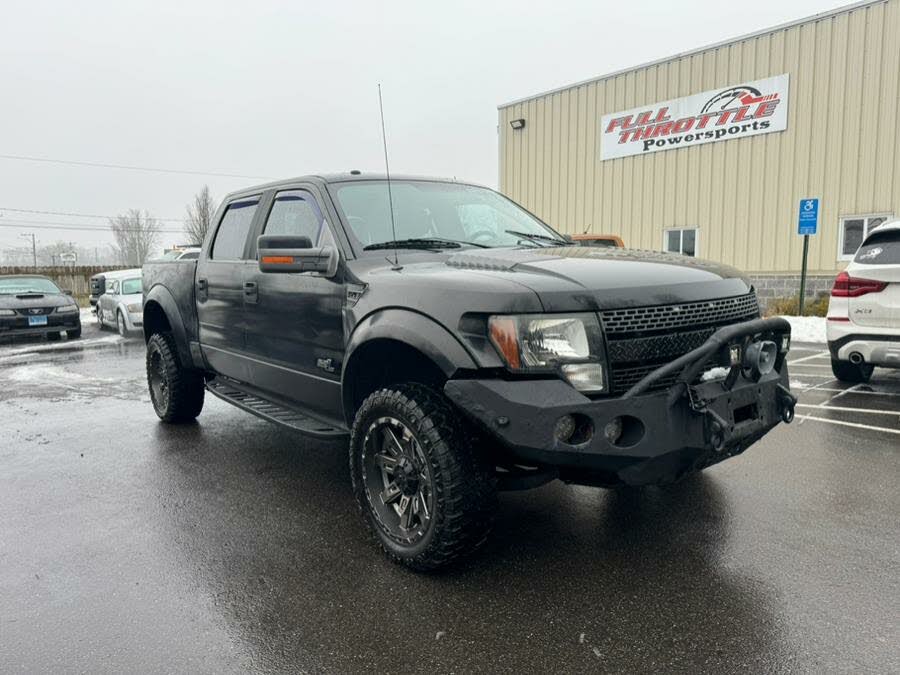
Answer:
[488, 316, 521, 369]
[262, 256, 295, 264]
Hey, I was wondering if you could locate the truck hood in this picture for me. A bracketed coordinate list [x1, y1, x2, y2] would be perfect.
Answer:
[442, 246, 752, 311]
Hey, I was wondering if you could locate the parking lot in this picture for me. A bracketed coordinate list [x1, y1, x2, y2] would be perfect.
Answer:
[1, 321, 898, 673]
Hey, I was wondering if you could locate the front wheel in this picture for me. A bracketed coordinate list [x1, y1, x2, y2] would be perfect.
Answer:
[831, 358, 874, 383]
[117, 311, 129, 337]
[349, 383, 496, 571]
[146, 331, 205, 423]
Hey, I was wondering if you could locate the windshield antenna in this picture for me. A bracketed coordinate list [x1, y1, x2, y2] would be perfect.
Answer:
[378, 83, 401, 270]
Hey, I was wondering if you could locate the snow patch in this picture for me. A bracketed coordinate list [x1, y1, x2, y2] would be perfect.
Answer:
[790, 380, 811, 390]
[701, 366, 730, 382]
[779, 315, 826, 344]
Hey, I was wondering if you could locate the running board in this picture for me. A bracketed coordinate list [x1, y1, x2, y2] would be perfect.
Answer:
[207, 378, 348, 439]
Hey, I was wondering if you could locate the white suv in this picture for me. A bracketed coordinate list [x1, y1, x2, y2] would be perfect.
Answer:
[826, 219, 900, 382]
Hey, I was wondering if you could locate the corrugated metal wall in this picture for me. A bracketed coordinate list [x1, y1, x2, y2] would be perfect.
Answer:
[498, 0, 900, 274]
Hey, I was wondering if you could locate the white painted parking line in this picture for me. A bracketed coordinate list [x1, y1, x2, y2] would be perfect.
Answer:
[806, 387, 900, 397]
[796, 402, 900, 418]
[789, 351, 830, 365]
[796, 414, 900, 435]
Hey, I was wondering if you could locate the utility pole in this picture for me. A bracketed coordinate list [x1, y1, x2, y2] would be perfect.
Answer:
[19, 233, 37, 270]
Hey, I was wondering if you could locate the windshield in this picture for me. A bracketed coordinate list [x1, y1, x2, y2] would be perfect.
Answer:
[331, 180, 567, 249]
[0, 277, 62, 295]
[121, 278, 142, 295]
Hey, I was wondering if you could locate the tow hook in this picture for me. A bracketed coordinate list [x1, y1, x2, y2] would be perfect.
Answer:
[777, 384, 797, 424]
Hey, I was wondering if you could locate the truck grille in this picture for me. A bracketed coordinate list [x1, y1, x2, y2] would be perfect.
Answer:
[601, 292, 760, 395]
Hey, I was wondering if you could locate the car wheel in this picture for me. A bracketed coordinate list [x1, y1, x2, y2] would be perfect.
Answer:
[96, 309, 105, 329]
[349, 383, 496, 571]
[831, 358, 874, 383]
[117, 311, 128, 337]
[46, 332, 61, 342]
[146, 331, 205, 423]
[68, 327, 82, 339]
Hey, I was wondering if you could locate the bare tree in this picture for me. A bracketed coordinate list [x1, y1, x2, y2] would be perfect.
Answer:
[184, 185, 217, 245]
[109, 209, 161, 266]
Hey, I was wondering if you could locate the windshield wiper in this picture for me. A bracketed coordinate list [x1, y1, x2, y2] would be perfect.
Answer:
[505, 230, 570, 247]
[363, 237, 488, 251]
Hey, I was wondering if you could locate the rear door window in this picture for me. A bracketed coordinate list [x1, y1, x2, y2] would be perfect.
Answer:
[263, 190, 324, 244]
[211, 198, 260, 260]
[854, 229, 900, 264]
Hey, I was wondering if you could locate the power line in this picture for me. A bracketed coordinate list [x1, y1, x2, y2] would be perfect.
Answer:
[0, 152, 275, 180]
[0, 220, 184, 234]
[0, 206, 183, 222]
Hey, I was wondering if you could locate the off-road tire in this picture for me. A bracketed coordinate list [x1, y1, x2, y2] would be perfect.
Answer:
[831, 358, 874, 383]
[349, 383, 496, 571]
[68, 327, 82, 339]
[146, 331, 205, 423]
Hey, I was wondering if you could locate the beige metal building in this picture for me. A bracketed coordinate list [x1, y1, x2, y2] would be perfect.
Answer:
[498, 0, 900, 301]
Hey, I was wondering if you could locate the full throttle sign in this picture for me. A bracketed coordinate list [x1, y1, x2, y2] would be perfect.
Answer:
[600, 73, 789, 160]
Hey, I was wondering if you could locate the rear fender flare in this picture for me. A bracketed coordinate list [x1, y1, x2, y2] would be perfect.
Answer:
[143, 284, 193, 368]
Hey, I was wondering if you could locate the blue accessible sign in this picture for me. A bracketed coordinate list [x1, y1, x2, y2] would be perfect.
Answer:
[798, 198, 819, 235]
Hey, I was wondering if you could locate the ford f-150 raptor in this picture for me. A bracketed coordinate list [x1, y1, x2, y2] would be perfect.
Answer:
[141, 173, 796, 570]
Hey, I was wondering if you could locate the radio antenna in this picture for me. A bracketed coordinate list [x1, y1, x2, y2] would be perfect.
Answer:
[378, 83, 400, 270]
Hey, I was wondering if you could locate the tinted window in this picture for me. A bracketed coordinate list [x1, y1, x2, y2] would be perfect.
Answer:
[211, 199, 260, 260]
[841, 219, 865, 257]
[263, 191, 323, 243]
[854, 229, 900, 264]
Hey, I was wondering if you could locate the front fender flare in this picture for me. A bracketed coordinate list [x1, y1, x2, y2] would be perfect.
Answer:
[343, 308, 478, 383]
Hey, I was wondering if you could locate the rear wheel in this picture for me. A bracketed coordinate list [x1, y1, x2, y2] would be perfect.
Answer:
[349, 383, 496, 571]
[146, 331, 205, 422]
[831, 358, 874, 383]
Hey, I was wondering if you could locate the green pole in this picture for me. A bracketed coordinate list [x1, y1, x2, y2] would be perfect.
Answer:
[798, 234, 809, 316]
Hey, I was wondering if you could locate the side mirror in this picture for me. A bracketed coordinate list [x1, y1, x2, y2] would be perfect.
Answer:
[258, 234, 339, 277]
[63, 289, 73, 296]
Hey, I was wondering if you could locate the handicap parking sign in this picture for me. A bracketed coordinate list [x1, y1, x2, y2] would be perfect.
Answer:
[798, 198, 819, 235]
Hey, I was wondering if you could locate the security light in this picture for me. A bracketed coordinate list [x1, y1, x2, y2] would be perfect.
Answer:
[510, 118, 526, 130]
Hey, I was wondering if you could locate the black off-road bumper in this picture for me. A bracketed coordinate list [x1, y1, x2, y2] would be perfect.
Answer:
[445, 317, 796, 487]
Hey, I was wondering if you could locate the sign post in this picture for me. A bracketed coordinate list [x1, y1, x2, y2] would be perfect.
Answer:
[797, 198, 819, 315]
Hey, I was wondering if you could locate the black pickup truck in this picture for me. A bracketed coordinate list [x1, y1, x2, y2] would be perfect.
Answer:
[142, 173, 796, 570]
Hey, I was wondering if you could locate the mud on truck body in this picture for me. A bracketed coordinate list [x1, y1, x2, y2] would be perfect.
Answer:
[142, 173, 796, 571]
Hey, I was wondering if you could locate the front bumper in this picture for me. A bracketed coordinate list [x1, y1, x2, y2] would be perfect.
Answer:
[0, 315, 81, 340]
[445, 317, 795, 486]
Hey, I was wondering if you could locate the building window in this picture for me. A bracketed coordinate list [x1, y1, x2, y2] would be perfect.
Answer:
[839, 215, 891, 260]
[664, 228, 698, 257]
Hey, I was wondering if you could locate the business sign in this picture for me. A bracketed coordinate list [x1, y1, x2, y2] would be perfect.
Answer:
[798, 198, 819, 235]
[600, 73, 789, 160]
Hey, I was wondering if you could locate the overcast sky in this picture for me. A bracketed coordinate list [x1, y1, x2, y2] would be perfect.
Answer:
[0, 0, 849, 255]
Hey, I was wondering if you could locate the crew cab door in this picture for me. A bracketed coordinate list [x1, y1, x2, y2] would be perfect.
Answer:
[196, 196, 262, 382]
[242, 186, 345, 421]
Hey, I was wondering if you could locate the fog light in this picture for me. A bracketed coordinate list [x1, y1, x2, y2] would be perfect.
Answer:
[554, 414, 576, 442]
[603, 417, 623, 444]
[728, 344, 742, 367]
[744, 340, 777, 376]
[780, 334, 791, 353]
[561, 363, 605, 392]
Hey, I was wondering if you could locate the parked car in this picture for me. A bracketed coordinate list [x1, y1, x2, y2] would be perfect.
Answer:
[0, 274, 81, 341]
[827, 219, 900, 382]
[153, 247, 201, 261]
[142, 173, 795, 571]
[570, 233, 625, 248]
[96, 269, 143, 336]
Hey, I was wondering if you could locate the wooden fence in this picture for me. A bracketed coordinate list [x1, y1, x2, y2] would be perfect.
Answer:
[0, 265, 132, 304]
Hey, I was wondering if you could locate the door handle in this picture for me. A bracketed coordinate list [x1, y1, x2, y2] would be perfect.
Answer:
[197, 278, 208, 291]
[243, 281, 259, 304]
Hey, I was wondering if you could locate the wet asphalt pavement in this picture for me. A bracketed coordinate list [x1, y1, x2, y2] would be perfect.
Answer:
[1, 321, 898, 673]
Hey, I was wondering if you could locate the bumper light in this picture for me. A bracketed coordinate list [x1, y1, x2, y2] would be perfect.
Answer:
[780, 334, 791, 353]
[603, 417, 623, 444]
[728, 344, 742, 367]
[554, 414, 576, 442]
[0, 309, 15, 317]
[560, 363, 605, 393]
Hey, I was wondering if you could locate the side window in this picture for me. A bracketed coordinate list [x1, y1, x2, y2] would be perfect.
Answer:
[108, 280, 119, 295]
[180, 251, 199, 260]
[211, 198, 260, 260]
[263, 190, 324, 244]
[839, 215, 891, 260]
[664, 228, 698, 257]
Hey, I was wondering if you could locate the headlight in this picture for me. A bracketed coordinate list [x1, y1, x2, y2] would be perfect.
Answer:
[488, 313, 607, 392]
[0, 309, 15, 316]
[127, 303, 142, 313]
[55, 305, 79, 314]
